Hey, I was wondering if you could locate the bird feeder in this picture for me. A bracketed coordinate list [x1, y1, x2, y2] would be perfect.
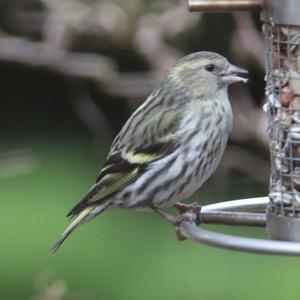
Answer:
[179, 0, 300, 255]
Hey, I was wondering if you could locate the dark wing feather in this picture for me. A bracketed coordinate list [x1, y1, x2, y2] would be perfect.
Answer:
[68, 91, 183, 217]
[67, 139, 177, 217]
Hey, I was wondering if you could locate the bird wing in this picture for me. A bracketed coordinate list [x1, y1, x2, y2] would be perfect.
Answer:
[68, 93, 183, 217]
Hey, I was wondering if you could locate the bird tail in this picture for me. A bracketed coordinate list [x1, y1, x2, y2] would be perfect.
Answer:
[51, 202, 110, 252]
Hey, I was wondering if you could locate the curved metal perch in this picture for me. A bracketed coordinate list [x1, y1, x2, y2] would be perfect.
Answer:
[177, 197, 300, 256]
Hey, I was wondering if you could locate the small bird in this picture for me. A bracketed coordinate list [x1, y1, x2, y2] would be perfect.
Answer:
[52, 51, 247, 251]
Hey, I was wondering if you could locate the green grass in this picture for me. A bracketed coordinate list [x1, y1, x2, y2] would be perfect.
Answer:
[1, 135, 299, 300]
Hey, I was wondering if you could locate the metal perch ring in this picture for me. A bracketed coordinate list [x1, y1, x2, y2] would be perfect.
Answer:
[178, 197, 300, 256]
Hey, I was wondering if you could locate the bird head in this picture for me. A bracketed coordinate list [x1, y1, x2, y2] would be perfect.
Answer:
[170, 51, 248, 97]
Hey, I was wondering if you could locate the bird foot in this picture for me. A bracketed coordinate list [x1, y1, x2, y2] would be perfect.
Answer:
[151, 206, 176, 223]
[174, 202, 202, 225]
[171, 213, 196, 241]
[152, 204, 201, 241]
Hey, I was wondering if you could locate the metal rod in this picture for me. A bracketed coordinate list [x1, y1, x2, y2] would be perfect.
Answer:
[201, 211, 266, 226]
[188, 0, 263, 11]
[201, 197, 269, 213]
[180, 222, 300, 256]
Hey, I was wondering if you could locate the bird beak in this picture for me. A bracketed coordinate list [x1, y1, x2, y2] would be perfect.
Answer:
[220, 64, 248, 84]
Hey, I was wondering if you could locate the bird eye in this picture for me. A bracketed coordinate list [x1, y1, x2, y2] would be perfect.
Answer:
[205, 64, 215, 72]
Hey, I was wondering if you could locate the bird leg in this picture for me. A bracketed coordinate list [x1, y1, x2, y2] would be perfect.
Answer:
[151, 205, 201, 240]
[151, 206, 176, 223]
[151, 206, 186, 240]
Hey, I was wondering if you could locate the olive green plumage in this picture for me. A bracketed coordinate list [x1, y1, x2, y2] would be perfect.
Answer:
[52, 51, 247, 252]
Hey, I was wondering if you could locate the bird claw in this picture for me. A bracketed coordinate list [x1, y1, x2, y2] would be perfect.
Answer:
[172, 206, 202, 241]
[171, 212, 195, 226]
[175, 228, 187, 241]
[172, 213, 195, 241]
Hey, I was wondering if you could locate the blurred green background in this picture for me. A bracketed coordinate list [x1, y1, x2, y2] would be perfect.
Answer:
[1, 1, 298, 300]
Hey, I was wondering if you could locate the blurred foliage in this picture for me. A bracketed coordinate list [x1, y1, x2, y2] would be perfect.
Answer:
[0, 0, 293, 299]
